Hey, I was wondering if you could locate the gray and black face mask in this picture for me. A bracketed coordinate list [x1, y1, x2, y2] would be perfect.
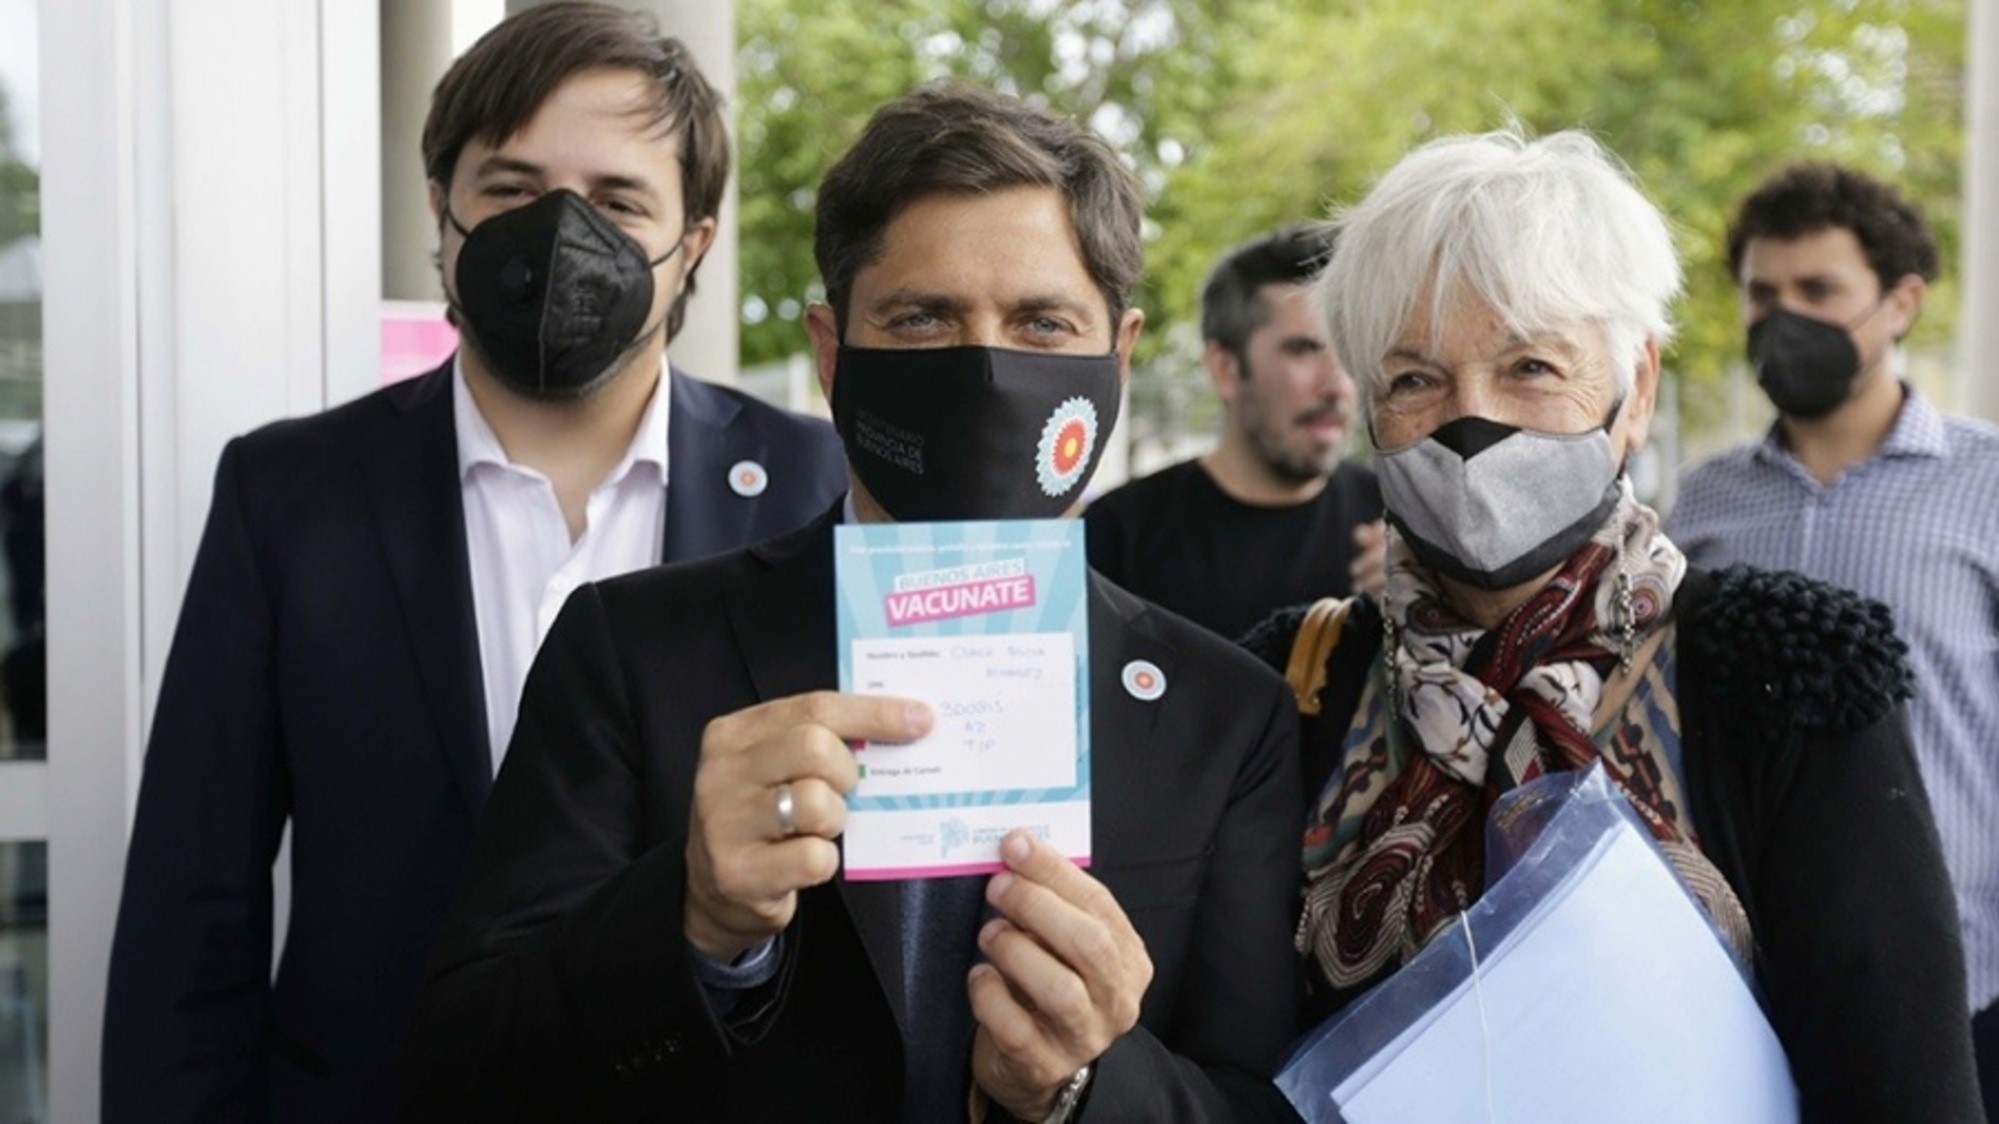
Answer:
[1375, 405, 1622, 591]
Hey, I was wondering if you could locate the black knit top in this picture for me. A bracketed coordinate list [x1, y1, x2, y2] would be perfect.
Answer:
[1245, 565, 1981, 1122]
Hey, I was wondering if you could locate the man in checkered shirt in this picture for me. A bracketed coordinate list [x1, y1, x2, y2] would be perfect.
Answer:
[1668, 162, 1999, 1115]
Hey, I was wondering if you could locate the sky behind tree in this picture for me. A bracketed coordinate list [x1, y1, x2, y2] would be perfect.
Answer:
[0, 0, 38, 165]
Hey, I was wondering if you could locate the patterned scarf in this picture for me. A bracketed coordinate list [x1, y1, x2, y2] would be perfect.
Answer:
[1299, 479, 1752, 989]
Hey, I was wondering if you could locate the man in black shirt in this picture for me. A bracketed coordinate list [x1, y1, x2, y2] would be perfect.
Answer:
[1087, 225, 1381, 639]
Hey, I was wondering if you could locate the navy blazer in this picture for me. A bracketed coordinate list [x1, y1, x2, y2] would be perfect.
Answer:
[102, 361, 847, 1123]
[405, 510, 1304, 1121]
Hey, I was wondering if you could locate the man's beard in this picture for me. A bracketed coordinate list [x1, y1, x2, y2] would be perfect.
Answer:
[1248, 426, 1341, 483]
[1238, 369, 1345, 483]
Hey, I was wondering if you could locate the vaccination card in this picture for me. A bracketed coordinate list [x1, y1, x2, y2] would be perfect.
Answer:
[833, 518, 1091, 879]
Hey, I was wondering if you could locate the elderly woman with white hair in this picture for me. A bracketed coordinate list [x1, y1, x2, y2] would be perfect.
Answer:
[1245, 130, 1982, 1118]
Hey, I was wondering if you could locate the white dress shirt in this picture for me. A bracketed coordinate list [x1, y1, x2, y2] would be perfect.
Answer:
[454, 359, 670, 772]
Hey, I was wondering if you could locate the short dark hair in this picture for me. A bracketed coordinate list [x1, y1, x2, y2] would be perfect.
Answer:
[813, 81, 1144, 331]
[421, 1, 729, 339]
[1200, 224, 1337, 354]
[1725, 162, 1939, 292]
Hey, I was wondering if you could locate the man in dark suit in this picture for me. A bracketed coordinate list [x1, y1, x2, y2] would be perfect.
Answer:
[407, 82, 1302, 1122]
[100, 7, 846, 1121]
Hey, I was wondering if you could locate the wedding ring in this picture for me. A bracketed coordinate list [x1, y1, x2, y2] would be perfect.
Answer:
[775, 782, 798, 837]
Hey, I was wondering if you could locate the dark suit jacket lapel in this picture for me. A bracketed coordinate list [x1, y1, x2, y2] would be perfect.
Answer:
[662, 369, 756, 563]
[362, 362, 492, 814]
[1087, 575, 1175, 862]
[721, 507, 838, 703]
[722, 507, 911, 1032]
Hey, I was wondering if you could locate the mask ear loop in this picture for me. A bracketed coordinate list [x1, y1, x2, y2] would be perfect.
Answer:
[443, 196, 688, 267]
[1842, 292, 1892, 334]
[436, 203, 475, 333]
[624, 233, 689, 352]
[1603, 389, 1642, 488]
[1598, 392, 1627, 433]
[647, 236, 685, 269]
[1842, 293, 1902, 378]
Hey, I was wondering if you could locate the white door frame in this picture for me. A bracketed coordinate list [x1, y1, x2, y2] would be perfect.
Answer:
[38, 1, 380, 1118]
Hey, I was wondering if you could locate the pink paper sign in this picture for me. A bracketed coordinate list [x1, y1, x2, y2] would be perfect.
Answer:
[381, 301, 458, 385]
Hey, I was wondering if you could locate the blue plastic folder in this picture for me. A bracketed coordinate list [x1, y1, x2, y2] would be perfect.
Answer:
[1277, 764, 1798, 1123]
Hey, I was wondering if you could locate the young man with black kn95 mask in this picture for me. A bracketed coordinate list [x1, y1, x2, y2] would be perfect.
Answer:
[1668, 161, 1999, 1122]
[102, 6, 844, 1121]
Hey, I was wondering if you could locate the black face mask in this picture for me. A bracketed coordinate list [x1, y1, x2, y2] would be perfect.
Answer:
[448, 189, 681, 400]
[830, 345, 1122, 522]
[1747, 305, 1871, 420]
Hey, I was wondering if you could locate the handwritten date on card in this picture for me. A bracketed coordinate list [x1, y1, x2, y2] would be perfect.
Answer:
[850, 634, 1077, 797]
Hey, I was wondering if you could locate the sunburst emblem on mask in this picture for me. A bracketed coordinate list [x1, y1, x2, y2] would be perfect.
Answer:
[1036, 397, 1100, 498]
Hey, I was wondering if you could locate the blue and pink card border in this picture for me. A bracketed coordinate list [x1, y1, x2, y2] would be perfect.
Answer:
[833, 518, 1092, 879]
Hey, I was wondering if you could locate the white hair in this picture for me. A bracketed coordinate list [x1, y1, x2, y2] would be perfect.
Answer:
[1320, 128, 1682, 404]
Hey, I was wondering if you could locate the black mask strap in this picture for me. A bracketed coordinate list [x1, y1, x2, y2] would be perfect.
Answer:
[1843, 296, 1897, 375]
[647, 238, 685, 269]
[437, 203, 476, 332]
[1842, 294, 1890, 334]
[442, 198, 686, 267]
[626, 236, 689, 348]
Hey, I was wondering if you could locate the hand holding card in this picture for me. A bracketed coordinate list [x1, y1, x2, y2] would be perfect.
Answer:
[682, 691, 933, 960]
[969, 831, 1151, 1119]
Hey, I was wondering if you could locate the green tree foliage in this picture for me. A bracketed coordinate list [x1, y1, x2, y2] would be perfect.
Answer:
[737, 0, 1963, 434]
[736, 0, 1204, 366]
[0, 83, 38, 248]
